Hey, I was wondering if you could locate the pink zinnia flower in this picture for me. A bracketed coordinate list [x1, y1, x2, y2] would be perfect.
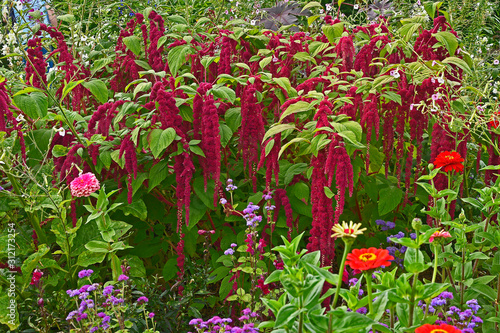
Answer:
[70, 173, 100, 197]
[429, 230, 451, 243]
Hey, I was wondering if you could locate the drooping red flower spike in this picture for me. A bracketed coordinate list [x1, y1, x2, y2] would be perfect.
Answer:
[345, 248, 394, 271]
[432, 151, 464, 173]
[415, 323, 462, 333]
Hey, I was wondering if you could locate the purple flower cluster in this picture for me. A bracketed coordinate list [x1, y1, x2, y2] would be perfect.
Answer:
[375, 219, 395, 231]
[188, 309, 259, 333]
[78, 269, 94, 279]
[243, 202, 262, 228]
[419, 294, 483, 331]
[65, 269, 155, 331]
[226, 179, 237, 191]
[224, 243, 238, 256]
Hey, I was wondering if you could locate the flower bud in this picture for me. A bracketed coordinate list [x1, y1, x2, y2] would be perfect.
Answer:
[459, 211, 466, 222]
[37, 298, 44, 307]
[428, 163, 434, 170]
[412, 218, 422, 231]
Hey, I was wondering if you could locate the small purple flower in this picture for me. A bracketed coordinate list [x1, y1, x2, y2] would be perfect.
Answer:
[230, 243, 237, 248]
[90, 327, 99, 333]
[220, 198, 228, 205]
[66, 310, 78, 321]
[102, 315, 111, 323]
[78, 269, 93, 279]
[466, 299, 481, 313]
[224, 248, 235, 256]
[137, 296, 149, 304]
[149, 312, 155, 318]
[239, 315, 250, 321]
[189, 318, 203, 325]
[262, 194, 272, 200]
[66, 289, 81, 297]
[76, 313, 88, 321]
[242, 308, 252, 315]
[97, 312, 106, 318]
[103, 285, 114, 296]
[356, 307, 367, 314]
[118, 274, 129, 281]
[348, 278, 358, 287]
[410, 233, 417, 240]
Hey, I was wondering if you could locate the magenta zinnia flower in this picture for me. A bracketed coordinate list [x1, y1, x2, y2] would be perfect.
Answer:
[70, 173, 100, 197]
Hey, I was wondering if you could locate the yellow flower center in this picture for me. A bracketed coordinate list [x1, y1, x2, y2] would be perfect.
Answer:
[430, 330, 448, 333]
[359, 253, 377, 262]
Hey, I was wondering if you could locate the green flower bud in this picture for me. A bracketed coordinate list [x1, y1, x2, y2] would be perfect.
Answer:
[412, 217, 422, 231]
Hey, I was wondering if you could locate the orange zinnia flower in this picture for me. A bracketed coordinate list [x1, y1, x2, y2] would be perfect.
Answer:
[415, 323, 462, 333]
[345, 248, 394, 271]
[432, 151, 464, 173]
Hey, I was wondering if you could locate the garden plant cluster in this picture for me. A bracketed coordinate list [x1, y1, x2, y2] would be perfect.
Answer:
[0, 0, 500, 332]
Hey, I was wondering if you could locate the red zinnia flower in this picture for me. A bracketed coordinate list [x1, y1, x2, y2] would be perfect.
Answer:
[345, 248, 394, 271]
[432, 151, 464, 173]
[415, 323, 462, 333]
[490, 110, 500, 128]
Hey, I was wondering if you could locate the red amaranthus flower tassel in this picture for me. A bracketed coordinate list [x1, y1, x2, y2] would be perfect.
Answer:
[360, 94, 380, 171]
[119, 136, 138, 204]
[147, 11, 165, 71]
[325, 134, 354, 225]
[25, 36, 47, 88]
[240, 82, 265, 190]
[0, 81, 15, 134]
[273, 189, 294, 240]
[110, 15, 143, 92]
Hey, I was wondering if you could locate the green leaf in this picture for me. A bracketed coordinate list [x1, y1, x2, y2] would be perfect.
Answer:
[404, 248, 429, 273]
[279, 101, 312, 122]
[208, 266, 231, 284]
[148, 160, 169, 190]
[219, 123, 233, 147]
[149, 128, 176, 158]
[12, 92, 48, 119]
[0, 292, 19, 330]
[82, 80, 108, 104]
[211, 86, 236, 103]
[133, 81, 152, 99]
[123, 36, 142, 56]
[274, 304, 299, 328]
[263, 124, 296, 142]
[77, 251, 106, 267]
[225, 107, 242, 132]
[167, 45, 191, 77]
[322, 22, 344, 45]
[167, 15, 188, 25]
[259, 56, 272, 70]
[433, 31, 458, 56]
[378, 186, 403, 216]
[162, 258, 179, 282]
[119, 199, 147, 220]
[397, 22, 421, 42]
[85, 240, 110, 253]
[442, 57, 472, 75]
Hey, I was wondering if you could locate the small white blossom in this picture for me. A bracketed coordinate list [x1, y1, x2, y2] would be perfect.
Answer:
[15, 1, 23, 11]
[494, 59, 499, 65]
[437, 77, 444, 84]
[272, 56, 278, 63]
[390, 70, 400, 78]
[354, 4, 359, 9]
[16, 114, 25, 122]
[320, 9, 324, 14]
[251, 20, 256, 26]
[81, 35, 88, 42]
[326, 4, 332, 11]
[54, 127, 66, 137]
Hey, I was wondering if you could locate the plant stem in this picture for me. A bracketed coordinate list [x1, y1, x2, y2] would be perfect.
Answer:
[331, 241, 351, 309]
[408, 272, 419, 327]
[496, 275, 500, 331]
[432, 244, 439, 283]
[365, 271, 374, 316]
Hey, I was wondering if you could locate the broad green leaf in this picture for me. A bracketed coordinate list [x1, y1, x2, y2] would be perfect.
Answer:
[433, 31, 458, 56]
[12, 92, 48, 119]
[167, 45, 191, 76]
[123, 36, 142, 56]
[279, 101, 312, 122]
[85, 240, 110, 253]
[378, 186, 403, 216]
[82, 80, 108, 104]
[263, 124, 296, 142]
[322, 22, 344, 45]
[442, 57, 472, 75]
[211, 86, 236, 103]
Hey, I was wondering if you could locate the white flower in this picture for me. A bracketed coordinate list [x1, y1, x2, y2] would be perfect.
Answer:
[331, 221, 366, 239]
[437, 77, 444, 84]
[256, 9, 259, 14]
[251, 20, 256, 26]
[54, 127, 66, 137]
[320, 9, 324, 14]
[494, 88, 498, 94]
[390, 70, 400, 78]
[457, 48, 462, 54]
[15, 1, 23, 11]
[494, 59, 499, 65]
[431, 78, 436, 83]
[16, 114, 25, 122]
[432, 60, 437, 66]
[81, 35, 88, 42]
[326, 4, 332, 11]
[272, 56, 278, 63]
[354, 4, 359, 9]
